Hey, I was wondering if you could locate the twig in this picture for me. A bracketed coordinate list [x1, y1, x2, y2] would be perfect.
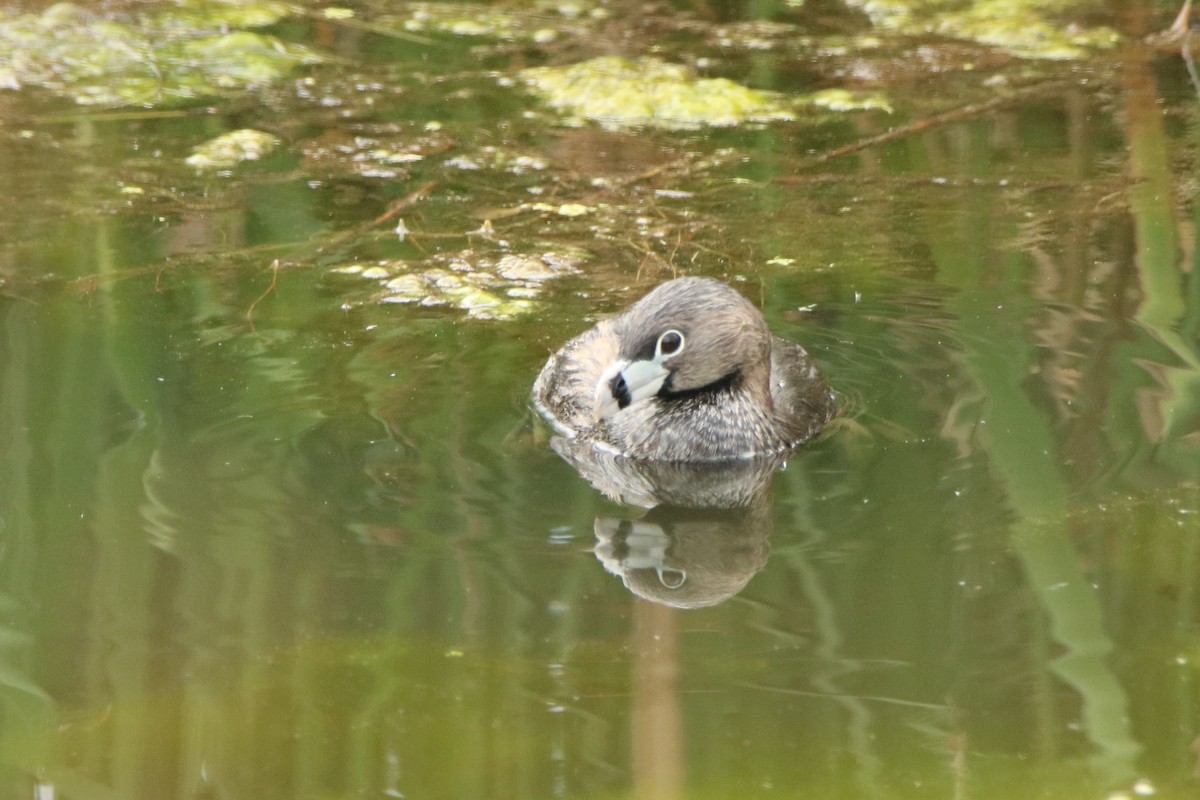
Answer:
[773, 173, 1084, 190]
[322, 181, 436, 250]
[296, 7, 436, 46]
[1181, 16, 1200, 98]
[778, 79, 1074, 174]
[1171, 0, 1194, 35]
[33, 109, 195, 125]
[1145, 4, 1200, 99]
[741, 681, 949, 709]
[246, 259, 281, 330]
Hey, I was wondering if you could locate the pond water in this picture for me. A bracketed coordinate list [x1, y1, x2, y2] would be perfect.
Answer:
[1, 1, 1199, 799]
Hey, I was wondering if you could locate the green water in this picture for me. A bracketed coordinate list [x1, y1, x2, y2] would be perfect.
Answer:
[1, 1, 1199, 798]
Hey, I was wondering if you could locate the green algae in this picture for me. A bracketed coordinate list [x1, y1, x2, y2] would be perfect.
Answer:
[174, 31, 308, 89]
[330, 250, 582, 320]
[442, 147, 549, 174]
[845, 0, 1118, 60]
[805, 89, 893, 113]
[153, 0, 292, 32]
[186, 129, 281, 169]
[519, 56, 888, 132]
[302, 126, 456, 180]
[400, 3, 523, 38]
[710, 20, 812, 51]
[519, 56, 794, 131]
[378, 0, 606, 43]
[0, 1, 315, 107]
[934, 0, 1119, 59]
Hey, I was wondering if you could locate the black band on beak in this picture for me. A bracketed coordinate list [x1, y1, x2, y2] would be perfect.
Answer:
[609, 373, 632, 410]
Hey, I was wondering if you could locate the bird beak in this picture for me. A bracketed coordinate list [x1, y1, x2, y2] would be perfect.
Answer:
[593, 358, 670, 422]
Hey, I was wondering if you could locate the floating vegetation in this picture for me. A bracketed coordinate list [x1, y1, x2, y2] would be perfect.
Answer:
[443, 147, 549, 174]
[935, 0, 1119, 59]
[845, 0, 1118, 59]
[519, 56, 795, 130]
[0, 1, 316, 106]
[154, 0, 292, 32]
[529, 202, 592, 217]
[301, 127, 456, 179]
[710, 20, 812, 51]
[331, 250, 583, 320]
[187, 129, 281, 169]
[404, 6, 525, 38]
[805, 89, 893, 113]
[384, 0, 607, 42]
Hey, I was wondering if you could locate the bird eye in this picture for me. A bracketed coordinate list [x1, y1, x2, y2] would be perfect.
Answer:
[657, 329, 685, 358]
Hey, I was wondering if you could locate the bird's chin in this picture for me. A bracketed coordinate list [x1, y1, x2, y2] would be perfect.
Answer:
[593, 359, 669, 422]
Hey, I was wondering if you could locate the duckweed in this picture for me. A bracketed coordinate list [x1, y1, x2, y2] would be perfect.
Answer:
[711, 20, 811, 50]
[187, 129, 281, 169]
[331, 250, 582, 320]
[155, 0, 291, 32]
[519, 56, 795, 130]
[806, 89, 893, 113]
[0, 1, 315, 106]
[302, 129, 456, 179]
[845, 0, 1118, 59]
[442, 147, 549, 174]
[935, 0, 1119, 59]
[386, 1, 606, 42]
[547, 203, 592, 217]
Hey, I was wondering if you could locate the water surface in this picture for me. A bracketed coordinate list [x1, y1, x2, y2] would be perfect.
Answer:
[1, 1, 1198, 799]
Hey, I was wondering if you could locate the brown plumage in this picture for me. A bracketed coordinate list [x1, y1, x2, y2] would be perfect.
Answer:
[533, 277, 836, 461]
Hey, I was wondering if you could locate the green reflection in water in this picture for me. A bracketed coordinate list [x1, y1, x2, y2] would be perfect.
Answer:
[915, 123, 1140, 784]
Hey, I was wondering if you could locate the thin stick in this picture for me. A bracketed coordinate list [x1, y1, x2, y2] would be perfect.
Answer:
[778, 79, 1074, 175]
[34, 109, 195, 125]
[297, 8, 436, 45]
[741, 682, 948, 710]
[322, 181, 436, 250]
[1183, 25, 1200, 98]
[246, 259, 281, 329]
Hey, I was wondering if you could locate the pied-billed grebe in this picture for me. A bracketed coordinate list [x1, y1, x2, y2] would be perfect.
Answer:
[533, 277, 836, 461]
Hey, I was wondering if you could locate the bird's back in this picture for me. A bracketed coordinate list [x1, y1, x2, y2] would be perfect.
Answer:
[768, 336, 837, 445]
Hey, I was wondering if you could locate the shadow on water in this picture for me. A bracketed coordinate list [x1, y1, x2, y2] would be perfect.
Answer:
[1, 0, 1200, 799]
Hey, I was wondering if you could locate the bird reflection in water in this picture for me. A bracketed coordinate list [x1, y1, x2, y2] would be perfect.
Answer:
[551, 437, 779, 608]
[534, 277, 836, 607]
